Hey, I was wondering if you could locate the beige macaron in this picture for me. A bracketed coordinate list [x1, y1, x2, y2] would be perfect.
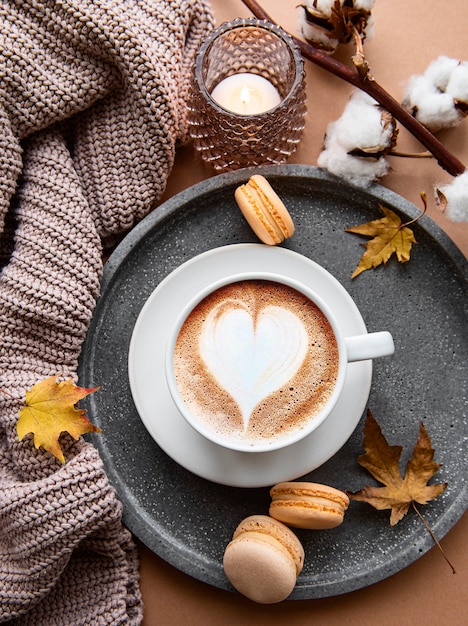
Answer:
[269, 482, 350, 530]
[234, 174, 295, 245]
[223, 514, 304, 604]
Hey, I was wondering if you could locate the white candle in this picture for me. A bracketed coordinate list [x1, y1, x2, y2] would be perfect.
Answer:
[210, 73, 281, 115]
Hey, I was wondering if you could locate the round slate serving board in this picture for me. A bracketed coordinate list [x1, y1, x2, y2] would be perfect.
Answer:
[78, 164, 468, 599]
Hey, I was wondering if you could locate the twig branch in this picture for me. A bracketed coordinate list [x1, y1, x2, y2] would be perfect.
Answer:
[389, 150, 433, 159]
[403, 192, 428, 227]
[0, 388, 22, 402]
[241, 0, 466, 178]
[412, 502, 456, 574]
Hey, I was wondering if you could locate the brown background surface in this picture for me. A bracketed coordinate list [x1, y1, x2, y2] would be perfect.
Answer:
[139, 1, 468, 624]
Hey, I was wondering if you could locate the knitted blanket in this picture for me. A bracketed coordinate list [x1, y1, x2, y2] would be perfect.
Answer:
[0, 1, 214, 623]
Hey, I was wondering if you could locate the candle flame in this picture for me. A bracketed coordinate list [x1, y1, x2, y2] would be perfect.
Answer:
[240, 86, 251, 105]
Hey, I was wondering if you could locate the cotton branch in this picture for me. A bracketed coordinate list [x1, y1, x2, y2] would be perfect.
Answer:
[241, 0, 466, 177]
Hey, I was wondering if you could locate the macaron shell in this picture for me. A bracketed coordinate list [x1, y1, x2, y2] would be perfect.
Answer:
[234, 175, 295, 245]
[249, 174, 295, 239]
[269, 482, 350, 530]
[232, 514, 304, 573]
[234, 184, 281, 245]
[223, 515, 305, 603]
[223, 532, 298, 603]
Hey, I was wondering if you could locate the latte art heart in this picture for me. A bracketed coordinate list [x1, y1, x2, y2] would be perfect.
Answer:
[200, 303, 308, 429]
[173, 280, 339, 446]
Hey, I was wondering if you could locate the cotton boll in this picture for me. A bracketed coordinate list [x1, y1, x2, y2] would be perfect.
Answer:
[424, 55, 460, 91]
[330, 90, 396, 153]
[403, 75, 462, 131]
[416, 94, 462, 130]
[435, 171, 468, 222]
[299, 19, 340, 54]
[298, 1, 342, 53]
[402, 74, 436, 110]
[318, 139, 390, 187]
[298, 0, 374, 54]
[349, 90, 378, 107]
[354, 0, 375, 10]
[303, 0, 343, 15]
[446, 62, 468, 102]
[364, 14, 375, 41]
[403, 56, 468, 131]
[318, 90, 394, 187]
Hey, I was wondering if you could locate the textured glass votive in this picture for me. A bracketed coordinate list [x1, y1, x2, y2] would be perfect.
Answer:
[187, 18, 307, 171]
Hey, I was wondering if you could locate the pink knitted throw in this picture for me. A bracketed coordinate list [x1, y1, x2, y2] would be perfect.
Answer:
[0, 1, 214, 623]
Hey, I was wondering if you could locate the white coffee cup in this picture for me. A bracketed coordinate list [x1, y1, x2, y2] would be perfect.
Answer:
[165, 272, 394, 453]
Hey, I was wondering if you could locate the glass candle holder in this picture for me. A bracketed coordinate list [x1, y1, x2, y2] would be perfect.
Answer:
[187, 18, 307, 171]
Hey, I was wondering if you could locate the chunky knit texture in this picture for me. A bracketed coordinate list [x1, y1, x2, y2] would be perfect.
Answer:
[0, 1, 214, 623]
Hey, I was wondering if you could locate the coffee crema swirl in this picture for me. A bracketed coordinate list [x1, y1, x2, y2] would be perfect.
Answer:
[173, 280, 339, 445]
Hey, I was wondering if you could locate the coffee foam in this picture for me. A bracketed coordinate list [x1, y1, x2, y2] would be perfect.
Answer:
[173, 280, 339, 445]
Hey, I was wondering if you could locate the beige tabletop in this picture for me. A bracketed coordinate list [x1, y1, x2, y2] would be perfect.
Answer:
[139, 1, 468, 624]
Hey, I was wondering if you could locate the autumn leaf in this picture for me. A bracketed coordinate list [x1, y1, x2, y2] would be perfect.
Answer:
[16, 375, 101, 463]
[348, 410, 447, 526]
[345, 205, 417, 278]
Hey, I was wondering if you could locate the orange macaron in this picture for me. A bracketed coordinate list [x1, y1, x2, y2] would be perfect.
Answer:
[223, 514, 304, 603]
[269, 482, 350, 530]
[234, 174, 295, 245]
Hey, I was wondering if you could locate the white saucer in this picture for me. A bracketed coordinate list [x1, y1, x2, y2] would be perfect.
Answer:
[128, 244, 372, 488]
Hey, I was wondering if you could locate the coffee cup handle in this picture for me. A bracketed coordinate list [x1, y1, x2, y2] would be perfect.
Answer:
[344, 331, 394, 362]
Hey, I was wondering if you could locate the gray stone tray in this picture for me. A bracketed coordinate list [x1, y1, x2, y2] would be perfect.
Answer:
[78, 164, 468, 599]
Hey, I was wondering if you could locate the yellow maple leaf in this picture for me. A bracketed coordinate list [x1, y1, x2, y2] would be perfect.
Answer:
[17, 375, 101, 463]
[345, 205, 417, 278]
[348, 410, 447, 526]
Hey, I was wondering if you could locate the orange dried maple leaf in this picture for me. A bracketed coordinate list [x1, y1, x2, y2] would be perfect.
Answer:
[16, 374, 101, 463]
[345, 205, 417, 278]
[348, 410, 447, 526]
